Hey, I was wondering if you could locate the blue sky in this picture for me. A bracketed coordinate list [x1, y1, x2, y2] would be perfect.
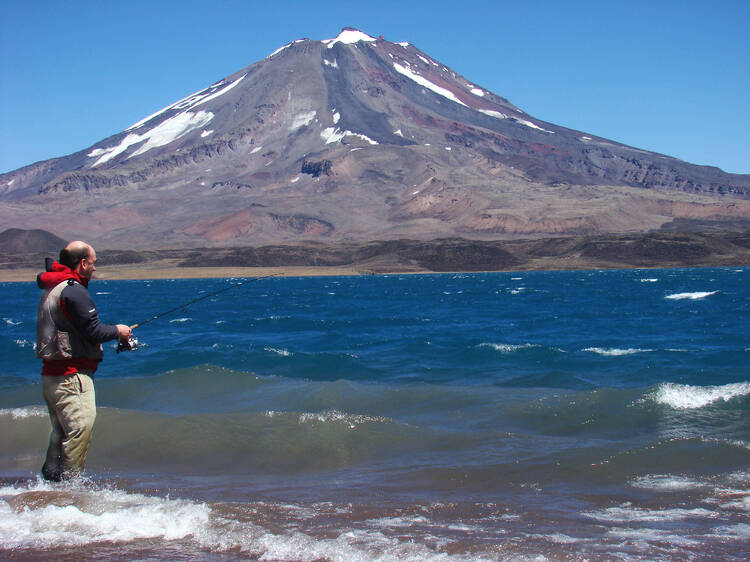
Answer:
[1, 0, 748, 175]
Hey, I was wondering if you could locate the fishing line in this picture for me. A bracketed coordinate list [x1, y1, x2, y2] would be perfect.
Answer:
[117, 272, 282, 352]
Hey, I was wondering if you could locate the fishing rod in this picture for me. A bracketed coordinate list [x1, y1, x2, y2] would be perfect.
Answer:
[117, 272, 282, 352]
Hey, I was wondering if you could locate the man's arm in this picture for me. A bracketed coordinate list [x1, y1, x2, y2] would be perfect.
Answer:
[61, 282, 122, 343]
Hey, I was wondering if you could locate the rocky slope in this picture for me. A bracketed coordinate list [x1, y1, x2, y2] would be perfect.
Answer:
[1, 28, 749, 249]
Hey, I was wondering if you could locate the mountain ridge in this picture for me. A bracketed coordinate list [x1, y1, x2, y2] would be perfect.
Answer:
[1, 28, 749, 249]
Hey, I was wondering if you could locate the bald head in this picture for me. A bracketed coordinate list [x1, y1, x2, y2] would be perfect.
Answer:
[59, 241, 94, 269]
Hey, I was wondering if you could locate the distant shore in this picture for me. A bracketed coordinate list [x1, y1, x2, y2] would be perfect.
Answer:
[2, 232, 749, 282]
[0, 264, 367, 283]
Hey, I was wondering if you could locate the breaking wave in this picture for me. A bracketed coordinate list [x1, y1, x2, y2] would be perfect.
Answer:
[584, 347, 652, 356]
[651, 382, 750, 409]
[665, 291, 718, 300]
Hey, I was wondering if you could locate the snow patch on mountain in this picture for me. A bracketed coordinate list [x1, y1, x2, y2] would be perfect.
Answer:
[478, 108, 553, 133]
[479, 109, 509, 119]
[321, 127, 378, 145]
[324, 29, 376, 48]
[393, 63, 467, 107]
[268, 39, 305, 58]
[290, 110, 317, 131]
[90, 110, 214, 166]
[126, 75, 245, 132]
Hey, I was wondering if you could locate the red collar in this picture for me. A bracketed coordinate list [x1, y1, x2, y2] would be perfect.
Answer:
[37, 261, 89, 289]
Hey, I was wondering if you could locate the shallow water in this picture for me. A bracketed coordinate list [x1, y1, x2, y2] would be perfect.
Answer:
[1, 268, 748, 559]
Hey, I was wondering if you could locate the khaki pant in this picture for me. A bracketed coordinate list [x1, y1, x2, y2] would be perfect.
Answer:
[41, 372, 96, 481]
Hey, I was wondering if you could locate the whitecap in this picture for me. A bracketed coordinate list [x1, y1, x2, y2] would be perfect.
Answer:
[0, 479, 212, 549]
[169, 317, 191, 323]
[665, 290, 718, 300]
[584, 347, 652, 356]
[14, 338, 35, 349]
[264, 347, 292, 357]
[639, 278, 659, 283]
[584, 502, 716, 523]
[298, 410, 389, 429]
[0, 406, 47, 419]
[651, 382, 750, 409]
[479, 343, 539, 353]
[3, 317, 22, 326]
[631, 474, 707, 491]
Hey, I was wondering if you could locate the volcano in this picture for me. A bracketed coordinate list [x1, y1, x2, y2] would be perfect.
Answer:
[2, 28, 749, 249]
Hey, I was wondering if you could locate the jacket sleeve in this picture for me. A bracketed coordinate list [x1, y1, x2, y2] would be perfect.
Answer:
[61, 282, 120, 343]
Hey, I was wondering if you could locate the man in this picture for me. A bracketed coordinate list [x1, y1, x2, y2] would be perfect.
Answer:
[36, 241, 131, 481]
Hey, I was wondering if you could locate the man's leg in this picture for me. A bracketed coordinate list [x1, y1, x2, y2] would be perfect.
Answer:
[41, 372, 97, 479]
[41, 376, 64, 481]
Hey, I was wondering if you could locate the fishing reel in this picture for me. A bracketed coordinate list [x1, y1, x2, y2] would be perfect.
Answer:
[116, 335, 139, 353]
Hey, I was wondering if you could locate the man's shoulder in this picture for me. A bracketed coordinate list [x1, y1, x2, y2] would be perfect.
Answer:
[61, 280, 92, 301]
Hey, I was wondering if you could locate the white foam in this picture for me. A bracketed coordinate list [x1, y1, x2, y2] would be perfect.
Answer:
[584, 502, 715, 523]
[0, 406, 47, 419]
[665, 291, 718, 300]
[13, 338, 35, 349]
[639, 278, 659, 283]
[393, 63, 467, 107]
[652, 382, 750, 410]
[631, 474, 707, 491]
[3, 317, 22, 326]
[3, 480, 477, 559]
[479, 343, 539, 353]
[264, 347, 292, 357]
[584, 347, 652, 356]
[0, 480, 211, 549]
[169, 317, 191, 323]
[298, 410, 389, 429]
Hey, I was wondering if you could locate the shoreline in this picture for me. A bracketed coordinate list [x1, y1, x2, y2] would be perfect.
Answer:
[3, 232, 749, 282]
[2, 261, 746, 283]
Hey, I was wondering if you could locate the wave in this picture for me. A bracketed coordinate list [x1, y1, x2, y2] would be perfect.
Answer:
[584, 347, 652, 356]
[665, 291, 718, 300]
[168, 317, 192, 323]
[0, 478, 212, 550]
[0, 479, 499, 560]
[630, 474, 709, 491]
[2, 317, 22, 326]
[12, 339, 35, 349]
[265, 346, 293, 357]
[0, 406, 47, 419]
[650, 382, 750, 410]
[639, 278, 659, 283]
[478, 342, 541, 353]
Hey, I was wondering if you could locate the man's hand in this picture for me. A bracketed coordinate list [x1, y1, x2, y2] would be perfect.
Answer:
[116, 324, 132, 342]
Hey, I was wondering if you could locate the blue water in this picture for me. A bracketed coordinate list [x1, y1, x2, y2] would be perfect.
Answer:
[1, 268, 749, 560]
